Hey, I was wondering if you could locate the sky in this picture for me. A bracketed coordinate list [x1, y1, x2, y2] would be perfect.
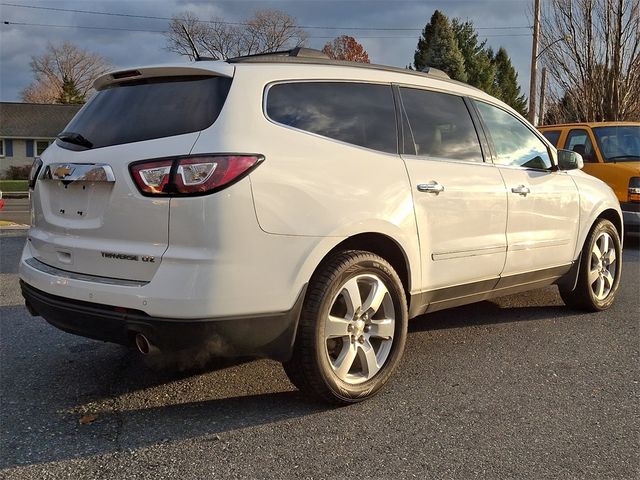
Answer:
[0, 0, 536, 102]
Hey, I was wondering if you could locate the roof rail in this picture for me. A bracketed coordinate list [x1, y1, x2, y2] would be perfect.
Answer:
[227, 47, 329, 63]
[419, 66, 450, 80]
[224, 49, 466, 89]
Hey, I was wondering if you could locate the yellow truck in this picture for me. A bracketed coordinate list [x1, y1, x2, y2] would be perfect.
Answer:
[539, 122, 640, 231]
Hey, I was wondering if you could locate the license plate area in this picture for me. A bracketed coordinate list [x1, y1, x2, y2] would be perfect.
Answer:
[41, 180, 114, 229]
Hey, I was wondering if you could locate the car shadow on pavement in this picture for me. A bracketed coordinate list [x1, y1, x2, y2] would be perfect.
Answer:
[0, 305, 331, 470]
[409, 302, 573, 333]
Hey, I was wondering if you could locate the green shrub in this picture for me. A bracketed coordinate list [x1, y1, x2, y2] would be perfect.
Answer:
[2, 165, 31, 180]
[0, 180, 29, 192]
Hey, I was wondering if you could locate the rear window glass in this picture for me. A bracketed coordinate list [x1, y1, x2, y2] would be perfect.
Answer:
[266, 82, 397, 154]
[58, 76, 232, 150]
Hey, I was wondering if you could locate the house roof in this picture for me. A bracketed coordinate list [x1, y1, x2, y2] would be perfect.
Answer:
[0, 102, 82, 138]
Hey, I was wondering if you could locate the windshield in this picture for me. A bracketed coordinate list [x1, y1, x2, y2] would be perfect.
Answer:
[57, 76, 232, 150]
[593, 126, 640, 162]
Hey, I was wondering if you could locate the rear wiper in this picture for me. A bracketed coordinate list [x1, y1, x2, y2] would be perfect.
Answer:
[57, 131, 93, 149]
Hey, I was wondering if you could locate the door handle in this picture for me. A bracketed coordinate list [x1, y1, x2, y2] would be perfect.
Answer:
[417, 182, 445, 194]
[511, 185, 530, 196]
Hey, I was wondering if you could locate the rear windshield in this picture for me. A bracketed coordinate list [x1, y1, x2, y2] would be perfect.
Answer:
[57, 76, 232, 150]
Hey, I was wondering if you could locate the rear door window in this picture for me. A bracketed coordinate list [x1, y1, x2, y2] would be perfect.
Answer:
[58, 76, 232, 150]
[266, 82, 397, 154]
[399, 87, 483, 162]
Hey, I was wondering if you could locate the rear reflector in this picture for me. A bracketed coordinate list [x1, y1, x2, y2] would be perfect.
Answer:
[130, 154, 264, 197]
[629, 177, 640, 203]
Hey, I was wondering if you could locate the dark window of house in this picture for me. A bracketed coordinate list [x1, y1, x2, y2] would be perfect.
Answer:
[541, 130, 561, 147]
[266, 82, 397, 154]
[399, 88, 483, 162]
[58, 76, 232, 150]
[36, 140, 50, 156]
[475, 101, 552, 170]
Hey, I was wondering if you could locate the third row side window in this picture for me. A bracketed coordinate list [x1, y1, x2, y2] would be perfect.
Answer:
[266, 82, 397, 154]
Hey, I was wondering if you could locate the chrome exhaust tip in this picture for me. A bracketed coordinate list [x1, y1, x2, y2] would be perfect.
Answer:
[134, 333, 158, 355]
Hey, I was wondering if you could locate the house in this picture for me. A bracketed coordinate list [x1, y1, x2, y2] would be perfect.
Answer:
[0, 102, 82, 177]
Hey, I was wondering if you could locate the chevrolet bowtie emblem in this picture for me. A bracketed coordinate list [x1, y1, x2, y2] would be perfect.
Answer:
[53, 165, 75, 179]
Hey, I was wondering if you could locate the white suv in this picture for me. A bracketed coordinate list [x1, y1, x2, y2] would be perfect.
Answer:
[20, 48, 623, 404]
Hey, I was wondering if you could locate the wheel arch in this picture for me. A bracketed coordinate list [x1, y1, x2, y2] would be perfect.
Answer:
[326, 233, 412, 296]
[597, 208, 623, 241]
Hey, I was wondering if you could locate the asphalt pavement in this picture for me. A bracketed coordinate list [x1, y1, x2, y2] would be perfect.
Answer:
[0, 233, 638, 479]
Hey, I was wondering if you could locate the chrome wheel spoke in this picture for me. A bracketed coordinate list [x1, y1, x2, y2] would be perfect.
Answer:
[603, 248, 616, 266]
[369, 319, 394, 339]
[592, 243, 602, 261]
[358, 341, 381, 377]
[326, 315, 351, 338]
[603, 270, 615, 290]
[333, 342, 358, 379]
[600, 234, 610, 258]
[362, 279, 389, 315]
[595, 276, 605, 299]
[342, 277, 363, 318]
[588, 268, 600, 285]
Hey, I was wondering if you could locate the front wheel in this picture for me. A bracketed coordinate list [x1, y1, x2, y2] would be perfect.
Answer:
[283, 250, 408, 404]
[559, 219, 622, 311]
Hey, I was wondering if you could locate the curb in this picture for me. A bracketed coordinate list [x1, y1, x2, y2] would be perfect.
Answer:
[0, 226, 29, 237]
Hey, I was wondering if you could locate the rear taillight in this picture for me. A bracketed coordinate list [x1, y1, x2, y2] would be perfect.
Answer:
[629, 177, 640, 203]
[130, 155, 263, 197]
[28, 157, 43, 189]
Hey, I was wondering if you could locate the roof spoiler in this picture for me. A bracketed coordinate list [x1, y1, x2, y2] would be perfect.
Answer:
[93, 64, 235, 90]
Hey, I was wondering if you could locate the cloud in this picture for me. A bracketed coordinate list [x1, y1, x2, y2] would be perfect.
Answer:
[0, 0, 533, 101]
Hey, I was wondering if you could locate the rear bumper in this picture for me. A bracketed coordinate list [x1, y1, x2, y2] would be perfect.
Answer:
[21, 280, 306, 362]
[621, 202, 640, 229]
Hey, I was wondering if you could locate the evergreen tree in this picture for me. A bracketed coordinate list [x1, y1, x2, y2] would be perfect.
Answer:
[490, 48, 527, 116]
[413, 10, 467, 82]
[451, 19, 495, 93]
[57, 76, 85, 104]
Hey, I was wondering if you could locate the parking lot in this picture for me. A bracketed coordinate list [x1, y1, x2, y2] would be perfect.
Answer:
[1, 232, 638, 479]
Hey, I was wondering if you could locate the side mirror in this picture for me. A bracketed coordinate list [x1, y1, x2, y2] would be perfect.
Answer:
[557, 149, 584, 171]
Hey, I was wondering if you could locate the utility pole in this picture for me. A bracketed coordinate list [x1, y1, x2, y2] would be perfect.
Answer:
[538, 67, 547, 126]
[528, 0, 541, 124]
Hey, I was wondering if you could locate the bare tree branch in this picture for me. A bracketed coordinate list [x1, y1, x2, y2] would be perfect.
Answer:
[165, 9, 307, 60]
[541, 0, 640, 122]
[21, 41, 111, 104]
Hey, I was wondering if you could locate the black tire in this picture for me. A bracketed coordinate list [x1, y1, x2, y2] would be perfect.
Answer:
[559, 219, 622, 312]
[283, 250, 408, 404]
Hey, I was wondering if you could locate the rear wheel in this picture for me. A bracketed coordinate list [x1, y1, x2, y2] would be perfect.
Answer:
[559, 219, 622, 311]
[283, 250, 408, 404]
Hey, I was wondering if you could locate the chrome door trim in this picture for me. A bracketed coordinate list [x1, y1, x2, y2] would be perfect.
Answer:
[432, 245, 507, 261]
[24, 257, 148, 287]
[509, 238, 571, 251]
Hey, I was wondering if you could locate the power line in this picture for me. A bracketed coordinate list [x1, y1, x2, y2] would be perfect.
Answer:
[0, 2, 532, 31]
[1, 20, 533, 38]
